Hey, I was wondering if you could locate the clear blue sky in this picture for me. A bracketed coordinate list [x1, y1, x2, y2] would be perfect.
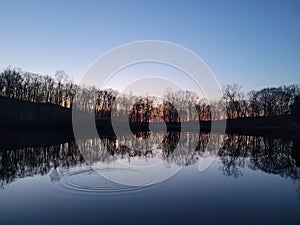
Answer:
[0, 0, 299, 92]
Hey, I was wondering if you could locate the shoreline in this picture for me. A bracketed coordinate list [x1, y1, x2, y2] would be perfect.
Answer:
[1, 96, 299, 136]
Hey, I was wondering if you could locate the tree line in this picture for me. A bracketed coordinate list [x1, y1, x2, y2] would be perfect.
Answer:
[0, 67, 299, 122]
[0, 67, 77, 108]
[223, 83, 300, 118]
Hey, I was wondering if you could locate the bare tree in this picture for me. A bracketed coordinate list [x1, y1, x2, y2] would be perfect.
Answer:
[223, 84, 247, 118]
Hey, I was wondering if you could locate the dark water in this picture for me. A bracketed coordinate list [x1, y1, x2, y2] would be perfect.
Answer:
[0, 130, 299, 225]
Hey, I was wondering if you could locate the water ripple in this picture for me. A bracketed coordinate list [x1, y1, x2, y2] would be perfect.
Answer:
[50, 166, 154, 195]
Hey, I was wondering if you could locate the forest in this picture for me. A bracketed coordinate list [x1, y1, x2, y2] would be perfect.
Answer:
[0, 67, 299, 124]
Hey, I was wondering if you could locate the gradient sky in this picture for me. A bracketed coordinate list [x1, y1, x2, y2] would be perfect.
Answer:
[0, 0, 299, 92]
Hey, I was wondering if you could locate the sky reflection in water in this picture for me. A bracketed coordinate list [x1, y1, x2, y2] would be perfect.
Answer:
[0, 131, 299, 225]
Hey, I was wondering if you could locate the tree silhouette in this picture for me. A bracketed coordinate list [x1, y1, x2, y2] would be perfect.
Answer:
[0, 67, 299, 122]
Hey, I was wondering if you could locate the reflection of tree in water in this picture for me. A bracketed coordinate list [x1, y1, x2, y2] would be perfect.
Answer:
[218, 134, 250, 177]
[1, 132, 299, 188]
[0, 142, 85, 189]
[250, 137, 295, 176]
[78, 131, 197, 166]
[160, 132, 185, 165]
[0, 131, 200, 188]
[219, 134, 299, 179]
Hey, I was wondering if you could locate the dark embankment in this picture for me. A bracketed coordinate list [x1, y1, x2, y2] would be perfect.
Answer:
[128, 116, 299, 136]
[225, 115, 299, 136]
[0, 96, 72, 128]
[0, 128, 75, 150]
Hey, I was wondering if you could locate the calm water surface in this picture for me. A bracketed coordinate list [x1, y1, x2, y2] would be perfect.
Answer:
[0, 130, 299, 225]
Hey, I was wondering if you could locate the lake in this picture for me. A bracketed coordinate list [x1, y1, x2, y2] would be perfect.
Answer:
[0, 130, 299, 225]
